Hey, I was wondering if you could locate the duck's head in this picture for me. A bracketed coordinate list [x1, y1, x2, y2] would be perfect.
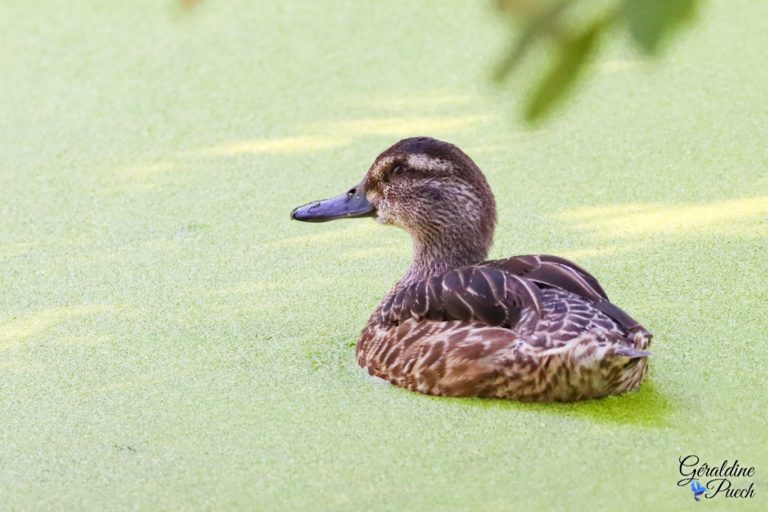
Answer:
[291, 137, 497, 277]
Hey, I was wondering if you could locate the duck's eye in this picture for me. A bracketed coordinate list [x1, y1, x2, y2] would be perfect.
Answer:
[382, 165, 407, 184]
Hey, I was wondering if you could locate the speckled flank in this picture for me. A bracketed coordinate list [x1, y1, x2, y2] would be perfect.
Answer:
[358, 259, 650, 402]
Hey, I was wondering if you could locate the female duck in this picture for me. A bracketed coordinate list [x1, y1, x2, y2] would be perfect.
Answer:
[291, 137, 651, 401]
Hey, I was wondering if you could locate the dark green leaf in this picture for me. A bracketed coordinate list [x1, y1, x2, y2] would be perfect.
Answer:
[624, 0, 698, 55]
[493, 0, 574, 82]
[524, 20, 604, 123]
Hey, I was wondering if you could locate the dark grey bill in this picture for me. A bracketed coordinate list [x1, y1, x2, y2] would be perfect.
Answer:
[290, 183, 375, 222]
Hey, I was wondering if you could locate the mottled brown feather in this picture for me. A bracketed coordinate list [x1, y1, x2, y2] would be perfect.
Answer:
[377, 265, 544, 329]
[360, 254, 652, 402]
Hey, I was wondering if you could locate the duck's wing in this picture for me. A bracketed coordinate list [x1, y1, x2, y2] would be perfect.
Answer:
[376, 266, 543, 328]
[485, 255, 647, 335]
[378, 254, 648, 336]
[482, 254, 607, 301]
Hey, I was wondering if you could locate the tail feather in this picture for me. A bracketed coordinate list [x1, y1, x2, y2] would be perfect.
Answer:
[615, 347, 652, 359]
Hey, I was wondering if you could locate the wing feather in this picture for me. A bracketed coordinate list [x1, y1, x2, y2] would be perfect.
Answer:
[487, 254, 607, 301]
[377, 254, 646, 337]
[378, 267, 542, 328]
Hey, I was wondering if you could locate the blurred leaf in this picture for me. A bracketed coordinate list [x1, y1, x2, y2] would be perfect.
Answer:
[180, 0, 205, 10]
[624, 0, 698, 54]
[493, 0, 574, 82]
[524, 19, 604, 123]
[495, 0, 547, 16]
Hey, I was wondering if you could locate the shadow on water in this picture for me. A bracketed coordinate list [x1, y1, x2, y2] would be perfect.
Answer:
[463, 379, 672, 428]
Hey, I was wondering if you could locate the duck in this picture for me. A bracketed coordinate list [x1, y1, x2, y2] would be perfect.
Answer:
[290, 137, 651, 401]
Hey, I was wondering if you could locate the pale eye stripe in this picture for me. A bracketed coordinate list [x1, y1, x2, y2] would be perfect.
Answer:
[405, 154, 452, 172]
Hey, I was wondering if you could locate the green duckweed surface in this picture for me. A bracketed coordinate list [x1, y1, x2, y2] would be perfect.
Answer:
[1, 1, 766, 510]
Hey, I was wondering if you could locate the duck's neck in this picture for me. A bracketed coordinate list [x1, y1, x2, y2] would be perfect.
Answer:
[400, 234, 489, 286]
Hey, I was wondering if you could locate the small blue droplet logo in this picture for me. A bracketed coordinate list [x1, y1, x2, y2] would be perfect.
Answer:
[690, 480, 707, 501]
